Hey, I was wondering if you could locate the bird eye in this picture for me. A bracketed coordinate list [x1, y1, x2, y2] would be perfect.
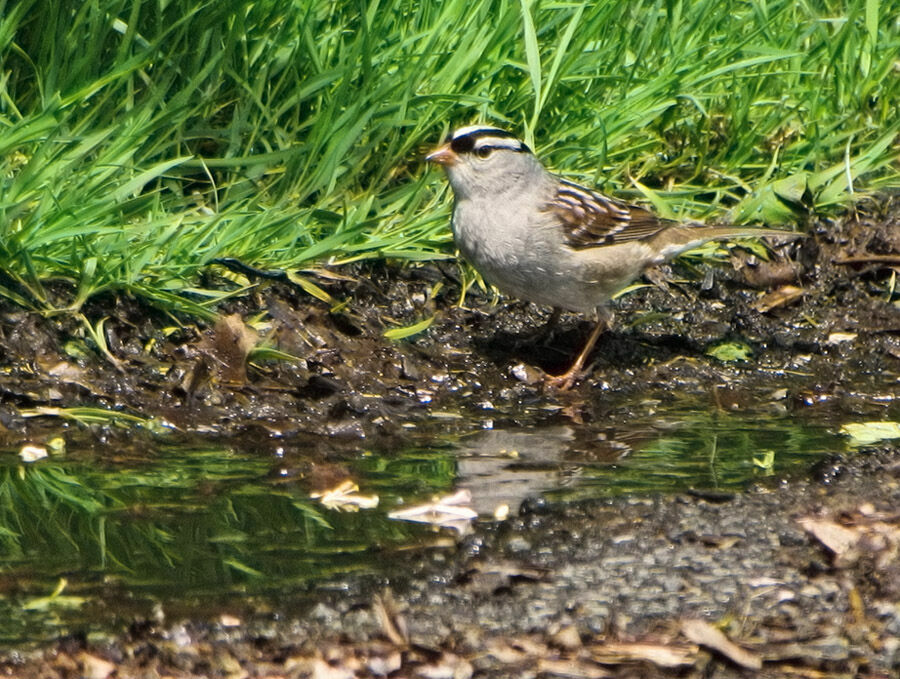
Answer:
[474, 146, 493, 159]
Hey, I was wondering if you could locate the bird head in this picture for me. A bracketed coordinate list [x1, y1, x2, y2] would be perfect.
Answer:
[426, 126, 541, 199]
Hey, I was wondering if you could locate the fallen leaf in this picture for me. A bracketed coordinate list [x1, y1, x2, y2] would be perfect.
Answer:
[388, 489, 477, 533]
[798, 517, 860, 563]
[366, 650, 402, 676]
[551, 625, 582, 651]
[706, 341, 753, 363]
[201, 313, 258, 384]
[310, 479, 379, 511]
[485, 637, 549, 663]
[840, 421, 900, 446]
[537, 658, 611, 678]
[591, 641, 698, 668]
[753, 285, 805, 313]
[373, 591, 409, 647]
[79, 653, 116, 679]
[47, 360, 91, 386]
[681, 619, 762, 670]
[312, 657, 355, 679]
[826, 331, 857, 345]
[800, 506, 900, 591]
[415, 653, 473, 679]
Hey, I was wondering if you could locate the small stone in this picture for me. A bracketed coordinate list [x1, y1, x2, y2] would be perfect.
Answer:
[506, 537, 532, 553]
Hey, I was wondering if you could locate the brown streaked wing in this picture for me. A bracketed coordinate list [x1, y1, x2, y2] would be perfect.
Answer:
[547, 179, 671, 250]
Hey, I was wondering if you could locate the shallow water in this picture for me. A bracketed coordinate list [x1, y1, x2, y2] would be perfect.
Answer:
[0, 406, 851, 647]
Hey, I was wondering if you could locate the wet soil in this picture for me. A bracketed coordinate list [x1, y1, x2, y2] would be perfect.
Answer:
[2, 198, 898, 444]
[0, 196, 898, 677]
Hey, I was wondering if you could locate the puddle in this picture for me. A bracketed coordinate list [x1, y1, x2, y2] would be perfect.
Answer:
[455, 411, 840, 506]
[0, 408, 850, 647]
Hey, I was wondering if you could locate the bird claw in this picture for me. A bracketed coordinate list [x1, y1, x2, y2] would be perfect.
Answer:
[545, 369, 581, 391]
[544, 316, 607, 390]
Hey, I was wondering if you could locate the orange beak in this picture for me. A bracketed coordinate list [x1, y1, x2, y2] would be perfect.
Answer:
[425, 143, 458, 166]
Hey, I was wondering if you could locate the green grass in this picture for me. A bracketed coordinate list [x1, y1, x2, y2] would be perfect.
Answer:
[1, 0, 898, 314]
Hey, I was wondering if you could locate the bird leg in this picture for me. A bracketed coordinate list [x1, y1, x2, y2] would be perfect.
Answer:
[546, 310, 609, 390]
[536, 307, 562, 344]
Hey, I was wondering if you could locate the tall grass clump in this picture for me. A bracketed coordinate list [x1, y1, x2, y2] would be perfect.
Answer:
[0, 0, 897, 314]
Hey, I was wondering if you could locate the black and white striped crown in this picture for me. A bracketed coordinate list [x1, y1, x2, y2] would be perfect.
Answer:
[447, 126, 531, 155]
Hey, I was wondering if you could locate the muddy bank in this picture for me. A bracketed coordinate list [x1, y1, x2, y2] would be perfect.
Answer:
[0, 198, 898, 677]
[1, 198, 898, 445]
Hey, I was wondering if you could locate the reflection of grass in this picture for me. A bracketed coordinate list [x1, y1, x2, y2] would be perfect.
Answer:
[0, 440, 460, 644]
[0, 453, 334, 587]
[556, 413, 843, 499]
[357, 449, 460, 497]
[1, 1, 897, 316]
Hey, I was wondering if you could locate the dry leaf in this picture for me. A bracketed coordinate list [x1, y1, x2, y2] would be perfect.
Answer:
[79, 653, 116, 679]
[826, 331, 857, 345]
[485, 637, 549, 663]
[310, 479, 379, 511]
[551, 625, 582, 651]
[373, 591, 409, 647]
[201, 313, 258, 384]
[415, 653, 473, 679]
[753, 285, 805, 313]
[591, 641, 697, 668]
[681, 619, 762, 670]
[388, 489, 477, 533]
[311, 657, 355, 679]
[798, 517, 860, 563]
[840, 421, 900, 446]
[367, 650, 403, 676]
[537, 658, 612, 678]
[366, 650, 403, 677]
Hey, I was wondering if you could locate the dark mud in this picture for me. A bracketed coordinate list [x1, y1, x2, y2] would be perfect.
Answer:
[0, 196, 898, 677]
[2, 198, 898, 443]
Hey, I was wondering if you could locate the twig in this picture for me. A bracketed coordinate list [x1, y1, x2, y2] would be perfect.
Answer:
[832, 255, 900, 266]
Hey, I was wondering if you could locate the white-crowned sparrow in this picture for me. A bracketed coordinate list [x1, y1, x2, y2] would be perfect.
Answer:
[427, 125, 798, 388]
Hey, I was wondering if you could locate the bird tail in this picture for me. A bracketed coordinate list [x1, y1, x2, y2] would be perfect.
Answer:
[651, 225, 801, 262]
